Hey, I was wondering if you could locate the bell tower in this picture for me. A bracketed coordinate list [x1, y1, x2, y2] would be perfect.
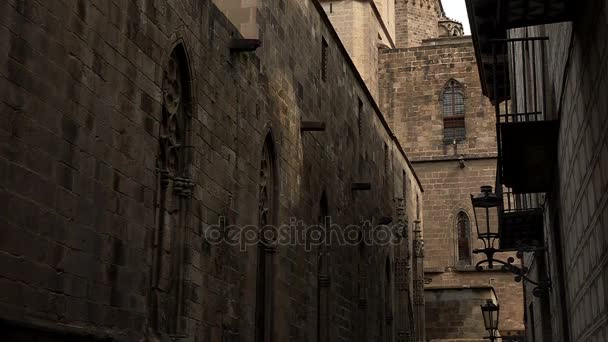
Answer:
[395, 0, 444, 48]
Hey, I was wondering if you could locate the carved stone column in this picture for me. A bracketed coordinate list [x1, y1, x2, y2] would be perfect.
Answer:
[393, 197, 414, 342]
[151, 47, 193, 338]
[412, 221, 425, 342]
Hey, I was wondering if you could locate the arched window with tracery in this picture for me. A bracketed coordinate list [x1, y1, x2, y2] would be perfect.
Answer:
[384, 257, 394, 342]
[456, 211, 471, 264]
[256, 133, 277, 342]
[151, 43, 193, 336]
[442, 80, 466, 143]
[317, 192, 330, 342]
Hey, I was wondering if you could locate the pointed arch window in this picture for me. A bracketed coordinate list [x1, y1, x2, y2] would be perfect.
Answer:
[442, 80, 466, 143]
[384, 257, 393, 338]
[256, 134, 277, 342]
[317, 192, 330, 342]
[456, 211, 472, 264]
[151, 44, 193, 335]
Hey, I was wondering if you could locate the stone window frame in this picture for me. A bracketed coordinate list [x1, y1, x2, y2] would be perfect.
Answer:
[455, 209, 473, 265]
[441, 79, 467, 144]
[317, 191, 330, 342]
[151, 41, 195, 336]
[256, 132, 279, 342]
[384, 255, 394, 333]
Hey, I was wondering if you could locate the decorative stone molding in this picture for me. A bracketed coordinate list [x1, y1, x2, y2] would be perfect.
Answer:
[151, 45, 193, 337]
[438, 16, 465, 37]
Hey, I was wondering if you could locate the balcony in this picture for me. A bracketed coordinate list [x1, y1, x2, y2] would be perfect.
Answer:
[466, 0, 575, 252]
[491, 36, 556, 250]
[498, 189, 544, 251]
[495, 37, 559, 194]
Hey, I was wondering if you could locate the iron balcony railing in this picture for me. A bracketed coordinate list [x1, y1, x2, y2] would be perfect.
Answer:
[494, 36, 549, 124]
[491, 35, 555, 250]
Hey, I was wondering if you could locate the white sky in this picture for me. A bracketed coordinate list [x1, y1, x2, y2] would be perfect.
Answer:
[442, 0, 471, 35]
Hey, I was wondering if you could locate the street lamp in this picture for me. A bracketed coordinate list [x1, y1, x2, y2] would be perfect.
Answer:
[481, 299, 500, 341]
[470, 186, 552, 296]
[471, 186, 501, 269]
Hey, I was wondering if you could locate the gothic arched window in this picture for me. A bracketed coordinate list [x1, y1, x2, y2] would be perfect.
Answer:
[384, 257, 394, 341]
[256, 134, 277, 342]
[442, 80, 466, 143]
[456, 211, 471, 264]
[152, 43, 193, 335]
[317, 192, 330, 342]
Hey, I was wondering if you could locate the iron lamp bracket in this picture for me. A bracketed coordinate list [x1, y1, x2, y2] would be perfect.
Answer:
[473, 247, 552, 297]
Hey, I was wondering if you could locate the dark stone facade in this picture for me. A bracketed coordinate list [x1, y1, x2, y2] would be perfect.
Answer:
[0, 0, 422, 341]
[379, 36, 525, 338]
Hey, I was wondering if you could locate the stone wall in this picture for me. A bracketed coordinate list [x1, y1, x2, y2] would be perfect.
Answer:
[425, 286, 495, 341]
[0, 0, 422, 341]
[394, 0, 442, 48]
[427, 269, 525, 335]
[379, 37, 497, 161]
[373, 0, 396, 40]
[411, 158, 524, 334]
[411, 159, 496, 269]
[212, 0, 259, 39]
[379, 36, 525, 338]
[515, 1, 608, 341]
[321, 0, 396, 100]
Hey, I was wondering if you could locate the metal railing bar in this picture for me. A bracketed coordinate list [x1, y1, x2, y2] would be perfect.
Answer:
[532, 40, 539, 119]
[523, 40, 529, 121]
[490, 37, 549, 42]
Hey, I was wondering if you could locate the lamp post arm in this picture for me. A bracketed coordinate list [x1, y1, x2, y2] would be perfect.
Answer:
[473, 247, 552, 297]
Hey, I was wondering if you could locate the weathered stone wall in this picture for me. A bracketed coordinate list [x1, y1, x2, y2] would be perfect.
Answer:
[411, 158, 524, 335]
[379, 36, 525, 338]
[212, 0, 259, 39]
[0, 0, 423, 341]
[425, 287, 495, 341]
[514, 1, 608, 342]
[411, 159, 496, 269]
[379, 37, 497, 161]
[394, 0, 441, 48]
[427, 269, 525, 335]
[321, 0, 395, 100]
[373, 0, 396, 40]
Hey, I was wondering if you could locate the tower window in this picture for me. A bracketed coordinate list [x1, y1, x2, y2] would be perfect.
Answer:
[442, 79, 466, 143]
[456, 211, 471, 264]
[321, 38, 328, 82]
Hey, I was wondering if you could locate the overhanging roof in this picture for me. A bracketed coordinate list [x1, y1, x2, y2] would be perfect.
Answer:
[465, 0, 573, 103]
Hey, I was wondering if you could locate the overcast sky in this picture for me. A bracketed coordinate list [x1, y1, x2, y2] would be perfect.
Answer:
[442, 0, 471, 35]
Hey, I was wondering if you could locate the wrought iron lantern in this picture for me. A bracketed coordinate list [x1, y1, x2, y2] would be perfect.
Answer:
[471, 186, 501, 269]
[481, 299, 500, 341]
[471, 186, 552, 297]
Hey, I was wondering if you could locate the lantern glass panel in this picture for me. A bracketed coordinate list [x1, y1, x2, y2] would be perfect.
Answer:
[471, 186, 500, 240]
[481, 300, 500, 331]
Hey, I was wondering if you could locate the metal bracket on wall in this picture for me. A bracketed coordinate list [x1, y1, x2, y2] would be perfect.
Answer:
[300, 121, 326, 132]
[229, 39, 261, 52]
[473, 247, 552, 297]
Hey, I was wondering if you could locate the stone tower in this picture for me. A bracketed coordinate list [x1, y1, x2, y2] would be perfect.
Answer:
[379, 3, 526, 339]
[394, 0, 443, 48]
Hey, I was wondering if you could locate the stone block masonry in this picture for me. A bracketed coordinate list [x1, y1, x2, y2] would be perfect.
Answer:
[379, 37, 497, 161]
[379, 35, 525, 338]
[0, 0, 423, 341]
